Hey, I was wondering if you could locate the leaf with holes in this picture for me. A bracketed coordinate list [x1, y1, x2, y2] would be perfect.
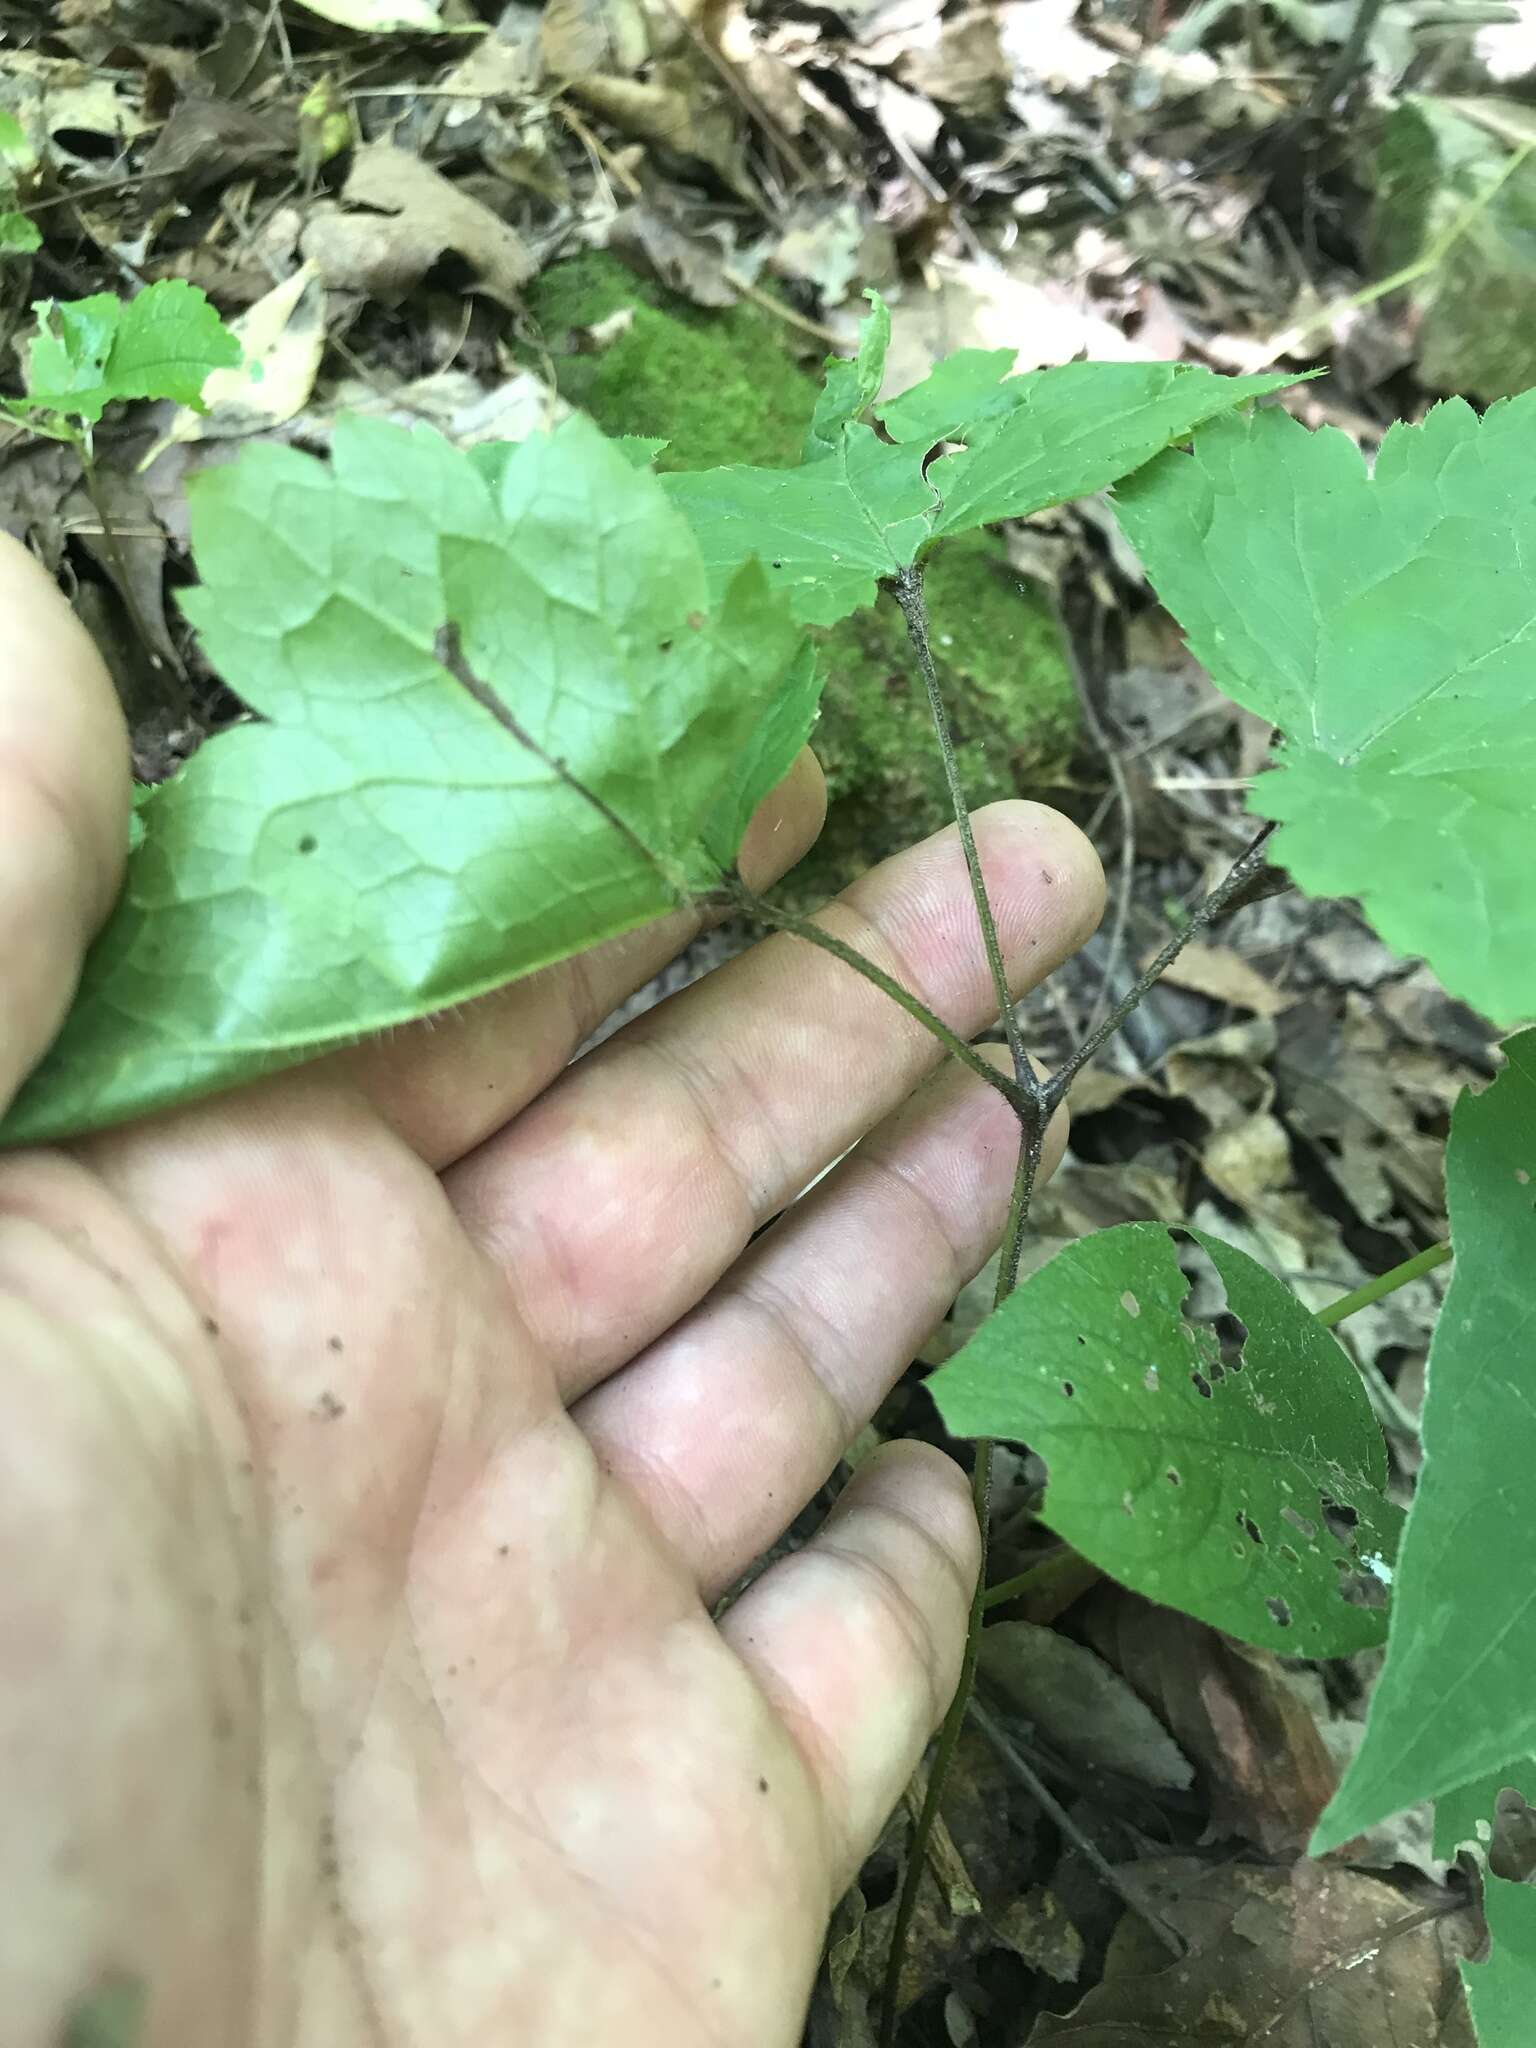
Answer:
[663, 293, 1293, 627]
[1435, 1758, 1536, 1865]
[0, 412, 802, 1146]
[6, 280, 241, 431]
[1315, 1030, 1536, 1853]
[1115, 397, 1536, 1023]
[927, 1223, 1400, 1656]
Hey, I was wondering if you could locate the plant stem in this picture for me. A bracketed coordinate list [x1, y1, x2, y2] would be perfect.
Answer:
[981, 1548, 1103, 1615]
[733, 884, 1033, 1118]
[878, 567, 1057, 2046]
[892, 563, 1044, 1111]
[1043, 820, 1277, 1114]
[969, 1699, 1185, 1959]
[1317, 1240, 1452, 1328]
[1262, 140, 1533, 361]
[878, 1435, 992, 2044]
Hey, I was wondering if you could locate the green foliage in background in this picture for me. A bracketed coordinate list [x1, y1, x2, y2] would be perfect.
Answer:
[3, 278, 239, 437]
[1118, 396, 1536, 1024]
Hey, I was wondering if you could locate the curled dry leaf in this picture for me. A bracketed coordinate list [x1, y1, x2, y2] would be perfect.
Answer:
[568, 64, 754, 197]
[300, 142, 535, 306]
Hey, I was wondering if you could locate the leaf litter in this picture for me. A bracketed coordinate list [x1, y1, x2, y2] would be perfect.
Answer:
[1, 0, 1524, 2039]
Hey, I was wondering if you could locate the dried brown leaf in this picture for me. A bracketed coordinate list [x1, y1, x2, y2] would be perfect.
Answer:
[896, 8, 1008, 116]
[1153, 940, 1289, 1018]
[1164, 1015, 1278, 1128]
[541, 0, 652, 80]
[1202, 1109, 1293, 1211]
[569, 63, 753, 195]
[980, 1622, 1195, 1793]
[992, 1889, 1084, 1984]
[1028, 1855, 1476, 2045]
[300, 142, 535, 305]
[604, 204, 739, 307]
[138, 92, 294, 195]
[1080, 1589, 1338, 1856]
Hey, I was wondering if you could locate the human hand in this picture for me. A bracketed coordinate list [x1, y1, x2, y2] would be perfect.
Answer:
[0, 534, 1103, 2047]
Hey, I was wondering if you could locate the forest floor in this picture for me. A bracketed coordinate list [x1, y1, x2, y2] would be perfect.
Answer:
[4, 1, 1533, 2041]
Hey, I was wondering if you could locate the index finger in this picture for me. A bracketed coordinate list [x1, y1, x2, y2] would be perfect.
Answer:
[0, 535, 130, 1119]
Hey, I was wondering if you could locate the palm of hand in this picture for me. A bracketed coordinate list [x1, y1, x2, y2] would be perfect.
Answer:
[0, 540, 1101, 2048]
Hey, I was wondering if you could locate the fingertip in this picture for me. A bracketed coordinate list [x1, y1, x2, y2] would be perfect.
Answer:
[737, 746, 826, 894]
[0, 534, 130, 925]
[830, 1441, 982, 1617]
[0, 537, 129, 1114]
[970, 800, 1107, 966]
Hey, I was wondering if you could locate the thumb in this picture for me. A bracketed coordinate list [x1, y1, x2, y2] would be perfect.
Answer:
[0, 534, 130, 1122]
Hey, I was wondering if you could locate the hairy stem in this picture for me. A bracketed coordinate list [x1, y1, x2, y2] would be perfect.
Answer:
[1317, 1240, 1452, 1329]
[878, 568, 1056, 2047]
[1043, 820, 1277, 1114]
[892, 563, 1043, 1109]
[732, 884, 1033, 1117]
[878, 1438, 992, 2044]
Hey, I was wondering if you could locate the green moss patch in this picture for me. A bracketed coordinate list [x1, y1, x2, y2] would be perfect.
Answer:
[805, 529, 1077, 903]
[527, 252, 1077, 898]
[527, 251, 816, 470]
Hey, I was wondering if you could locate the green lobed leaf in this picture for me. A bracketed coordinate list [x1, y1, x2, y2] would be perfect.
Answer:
[10, 280, 240, 427]
[1435, 1758, 1536, 1863]
[804, 287, 891, 460]
[1, 413, 802, 1146]
[1314, 1030, 1536, 1851]
[663, 424, 935, 627]
[928, 1222, 1400, 1656]
[1114, 397, 1536, 1023]
[874, 345, 1018, 446]
[927, 362, 1297, 538]
[666, 353, 1292, 628]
